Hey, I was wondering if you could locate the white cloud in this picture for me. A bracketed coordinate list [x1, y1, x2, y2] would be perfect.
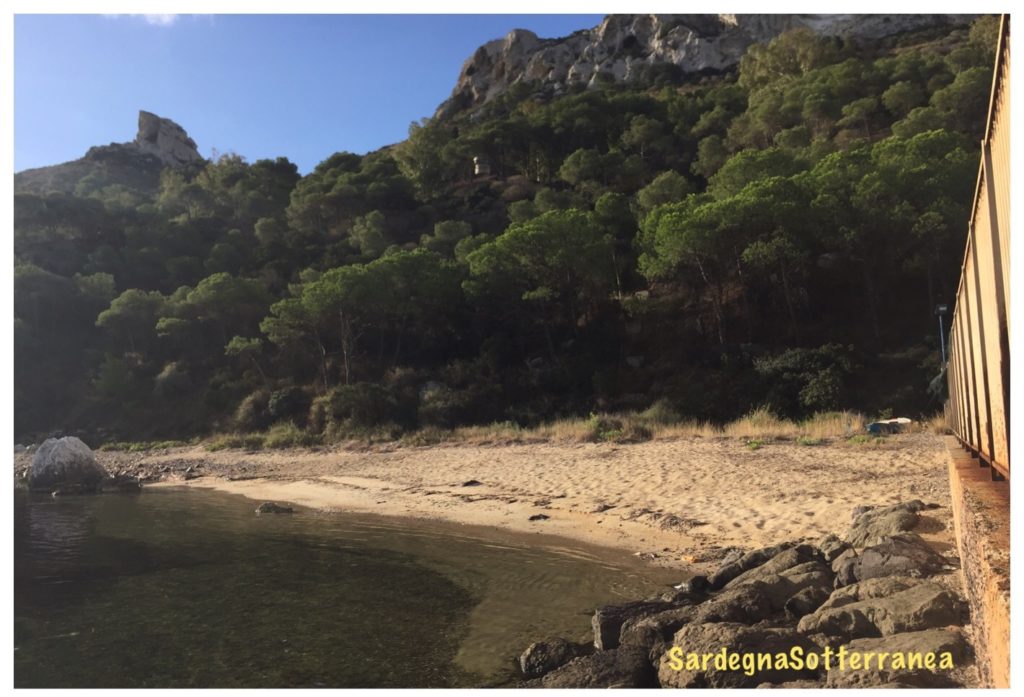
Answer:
[142, 14, 179, 26]
[102, 14, 181, 27]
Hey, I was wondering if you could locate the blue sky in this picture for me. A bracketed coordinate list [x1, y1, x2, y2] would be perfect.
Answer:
[14, 14, 605, 174]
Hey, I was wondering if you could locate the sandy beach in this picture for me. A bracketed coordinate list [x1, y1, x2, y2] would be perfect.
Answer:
[63, 432, 957, 572]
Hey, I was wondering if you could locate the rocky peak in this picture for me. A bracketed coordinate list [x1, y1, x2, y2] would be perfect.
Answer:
[435, 14, 975, 118]
[133, 110, 202, 167]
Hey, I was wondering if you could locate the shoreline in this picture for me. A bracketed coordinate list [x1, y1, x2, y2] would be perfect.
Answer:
[68, 432, 957, 573]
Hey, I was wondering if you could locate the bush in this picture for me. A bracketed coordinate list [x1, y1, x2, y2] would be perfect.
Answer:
[324, 383, 403, 430]
[263, 421, 320, 449]
[636, 398, 682, 426]
[153, 361, 192, 399]
[235, 389, 273, 432]
[268, 387, 312, 425]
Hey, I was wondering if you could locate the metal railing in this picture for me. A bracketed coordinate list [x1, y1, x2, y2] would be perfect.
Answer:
[946, 15, 1010, 480]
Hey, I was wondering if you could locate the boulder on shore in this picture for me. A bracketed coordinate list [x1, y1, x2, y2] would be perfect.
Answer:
[255, 502, 294, 514]
[28, 437, 107, 493]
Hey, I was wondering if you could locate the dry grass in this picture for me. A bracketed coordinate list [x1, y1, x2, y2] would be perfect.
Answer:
[200, 405, 912, 452]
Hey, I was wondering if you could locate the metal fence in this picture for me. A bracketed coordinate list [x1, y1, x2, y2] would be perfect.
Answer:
[946, 15, 1010, 480]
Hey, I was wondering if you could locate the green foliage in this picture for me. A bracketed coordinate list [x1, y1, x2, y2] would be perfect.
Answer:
[235, 389, 273, 432]
[13, 19, 997, 441]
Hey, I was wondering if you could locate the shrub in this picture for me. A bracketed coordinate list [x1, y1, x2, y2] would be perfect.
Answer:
[263, 421, 320, 449]
[324, 383, 402, 429]
[268, 387, 312, 425]
[235, 389, 273, 432]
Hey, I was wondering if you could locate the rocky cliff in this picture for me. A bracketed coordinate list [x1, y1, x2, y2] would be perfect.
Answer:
[15, 111, 203, 196]
[435, 14, 975, 118]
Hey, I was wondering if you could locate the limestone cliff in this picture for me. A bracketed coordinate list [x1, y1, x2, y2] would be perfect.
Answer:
[435, 14, 975, 118]
[15, 111, 203, 196]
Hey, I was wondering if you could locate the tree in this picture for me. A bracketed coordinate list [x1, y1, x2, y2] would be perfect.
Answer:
[96, 289, 166, 354]
[637, 171, 694, 211]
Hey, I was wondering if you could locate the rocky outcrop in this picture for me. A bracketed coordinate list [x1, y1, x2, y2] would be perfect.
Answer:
[827, 629, 969, 687]
[28, 437, 108, 493]
[519, 638, 589, 678]
[796, 580, 967, 639]
[657, 623, 821, 688]
[538, 644, 658, 688]
[833, 533, 954, 585]
[134, 111, 203, 167]
[14, 111, 203, 196]
[515, 500, 976, 688]
[436, 14, 974, 118]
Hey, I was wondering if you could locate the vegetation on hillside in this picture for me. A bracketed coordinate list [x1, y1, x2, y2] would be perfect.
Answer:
[13, 18, 998, 443]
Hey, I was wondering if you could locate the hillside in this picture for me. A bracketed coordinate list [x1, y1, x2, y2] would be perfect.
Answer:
[13, 14, 999, 442]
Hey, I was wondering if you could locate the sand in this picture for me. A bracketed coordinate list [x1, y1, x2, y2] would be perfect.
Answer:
[119, 432, 957, 571]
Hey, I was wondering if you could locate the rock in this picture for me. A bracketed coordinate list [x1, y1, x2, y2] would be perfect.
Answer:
[461, 479, 483, 487]
[619, 605, 698, 656]
[528, 514, 549, 521]
[28, 437, 108, 493]
[592, 600, 675, 650]
[826, 629, 968, 687]
[727, 560, 834, 612]
[784, 584, 832, 620]
[817, 533, 851, 562]
[540, 644, 658, 688]
[255, 502, 294, 515]
[135, 111, 203, 167]
[692, 582, 776, 624]
[436, 14, 972, 119]
[796, 581, 967, 639]
[661, 575, 710, 602]
[844, 502, 921, 547]
[816, 576, 925, 612]
[519, 638, 587, 678]
[724, 545, 822, 589]
[657, 623, 821, 688]
[708, 541, 797, 589]
[833, 534, 952, 586]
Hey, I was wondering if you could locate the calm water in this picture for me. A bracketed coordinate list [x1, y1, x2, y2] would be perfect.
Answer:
[14, 487, 681, 688]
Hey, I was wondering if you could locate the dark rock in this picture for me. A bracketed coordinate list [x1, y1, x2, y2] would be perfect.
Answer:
[817, 533, 851, 562]
[592, 600, 675, 650]
[461, 479, 483, 487]
[519, 637, 587, 678]
[833, 533, 951, 586]
[708, 541, 797, 589]
[541, 645, 658, 688]
[726, 560, 834, 613]
[724, 546, 822, 590]
[255, 502, 294, 514]
[797, 580, 967, 639]
[785, 584, 832, 620]
[845, 502, 921, 547]
[816, 576, 924, 612]
[692, 582, 776, 624]
[619, 605, 698, 656]
[826, 629, 968, 687]
[657, 623, 821, 688]
[28, 437, 108, 493]
[661, 575, 710, 602]
[528, 514, 549, 521]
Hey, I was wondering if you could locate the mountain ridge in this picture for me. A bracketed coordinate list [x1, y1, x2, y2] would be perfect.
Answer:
[434, 14, 976, 118]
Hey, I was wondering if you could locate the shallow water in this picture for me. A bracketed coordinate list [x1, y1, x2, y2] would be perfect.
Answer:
[14, 487, 682, 688]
